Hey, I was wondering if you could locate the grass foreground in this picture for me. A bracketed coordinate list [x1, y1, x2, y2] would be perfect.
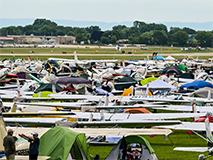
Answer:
[88, 130, 209, 160]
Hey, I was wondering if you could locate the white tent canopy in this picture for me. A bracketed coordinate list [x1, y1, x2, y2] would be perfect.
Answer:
[164, 55, 175, 61]
[137, 79, 177, 91]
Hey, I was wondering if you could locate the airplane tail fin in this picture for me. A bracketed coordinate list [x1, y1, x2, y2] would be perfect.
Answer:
[16, 78, 21, 96]
[192, 101, 199, 122]
[0, 113, 7, 151]
[208, 90, 211, 100]
[205, 116, 213, 143]
[10, 103, 17, 113]
[74, 50, 78, 62]
[100, 109, 105, 121]
[28, 56, 32, 61]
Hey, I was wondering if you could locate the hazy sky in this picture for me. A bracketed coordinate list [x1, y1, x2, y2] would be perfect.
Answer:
[0, 0, 213, 23]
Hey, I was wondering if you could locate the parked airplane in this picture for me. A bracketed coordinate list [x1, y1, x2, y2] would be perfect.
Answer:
[173, 117, 213, 160]
[48, 51, 118, 70]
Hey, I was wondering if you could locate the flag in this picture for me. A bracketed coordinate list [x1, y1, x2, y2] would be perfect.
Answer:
[116, 45, 121, 51]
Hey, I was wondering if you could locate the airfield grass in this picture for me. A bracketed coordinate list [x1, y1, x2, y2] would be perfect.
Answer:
[0, 46, 212, 61]
[1, 46, 213, 159]
[88, 130, 208, 160]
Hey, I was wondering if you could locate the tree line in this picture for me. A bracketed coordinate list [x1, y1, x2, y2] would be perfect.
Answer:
[0, 18, 212, 47]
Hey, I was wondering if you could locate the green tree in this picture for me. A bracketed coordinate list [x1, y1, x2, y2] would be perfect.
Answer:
[110, 35, 117, 44]
[138, 35, 151, 44]
[112, 25, 127, 31]
[182, 27, 196, 34]
[86, 26, 101, 33]
[187, 39, 198, 47]
[173, 31, 189, 46]
[101, 36, 109, 44]
[33, 18, 57, 27]
[76, 34, 83, 44]
[133, 21, 146, 28]
[153, 30, 168, 45]
[195, 31, 213, 47]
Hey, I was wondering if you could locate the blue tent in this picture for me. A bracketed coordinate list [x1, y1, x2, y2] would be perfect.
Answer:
[128, 59, 138, 62]
[153, 55, 165, 60]
[180, 80, 213, 90]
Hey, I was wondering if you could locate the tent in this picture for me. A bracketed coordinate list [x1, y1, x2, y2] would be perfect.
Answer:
[114, 77, 137, 90]
[140, 77, 159, 86]
[105, 135, 158, 160]
[164, 55, 175, 61]
[177, 64, 188, 71]
[137, 79, 177, 91]
[39, 126, 90, 160]
[34, 83, 62, 93]
[153, 55, 164, 60]
[161, 66, 183, 75]
[180, 80, 213, 90]
[179, 72, 194, 79]
[153, 55, 165, 60]
[51, 77, 91, 85]
[189, 87, 213, 98]
[33, 91, 55, 97]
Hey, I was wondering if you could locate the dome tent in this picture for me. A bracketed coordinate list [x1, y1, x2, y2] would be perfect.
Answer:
[39, 126, 90, 160]
[105, 135, 158, 160]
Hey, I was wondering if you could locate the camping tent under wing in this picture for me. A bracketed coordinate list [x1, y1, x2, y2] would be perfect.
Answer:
[137, 79, 177, 91]
[39, 126, 90, 160]
[105, 135, 158, 160]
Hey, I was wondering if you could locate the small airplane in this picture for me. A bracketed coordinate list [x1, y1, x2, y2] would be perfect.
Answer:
[173, 117, 213, 160]
[0, 111, 174, 160]
[48, 51, 118, 70]
[130, 93, 213, 104]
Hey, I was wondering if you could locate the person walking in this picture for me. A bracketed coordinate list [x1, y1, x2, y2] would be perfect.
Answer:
[3, 129, 16, 160]
[18, 132, 40, 160]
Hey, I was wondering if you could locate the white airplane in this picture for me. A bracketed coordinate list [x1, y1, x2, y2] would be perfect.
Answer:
[48, 51, 118, 70]
[172, 117, 213, 160]
[2, 103, 207, 128]
[130, 94, 213, 104]
[0, 113, 173, 155]
[0, 68, 10, 81]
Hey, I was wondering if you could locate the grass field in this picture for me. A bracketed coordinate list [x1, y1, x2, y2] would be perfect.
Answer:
[1, 45, 213, 159]
[88, 130, 208, 160]
[0, 46, 213, 61]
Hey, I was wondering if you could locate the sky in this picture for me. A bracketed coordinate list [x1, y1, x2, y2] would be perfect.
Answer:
[0, 0, 213, 23]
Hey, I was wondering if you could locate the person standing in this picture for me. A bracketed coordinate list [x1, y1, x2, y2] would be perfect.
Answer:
[18, 132, 40, 160]
[3, 129, 16, 160]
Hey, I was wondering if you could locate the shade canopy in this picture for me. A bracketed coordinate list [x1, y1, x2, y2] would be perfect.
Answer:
[164, 55, 175, 61]
[137, 79, 177, 91]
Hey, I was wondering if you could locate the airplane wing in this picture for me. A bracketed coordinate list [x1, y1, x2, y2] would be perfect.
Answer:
[15, 102, 83, 109]
[77, 120, 181, 128]
[155, 122, 213, 131]
[3, 118, 71, 127]
[75, 112, 206, 121]
[155, 105, 213, 112]
[7, 126, 172, 137]
[1, 95, 87, 101]
[15, 102, 180, 110]
[2, 112, 76, 117]
[174, 147, 208, 152]
[0, 156, 51, 160]
[0, 85, 18, 89]
[72, 128, 173, 136]
[130, 95, 213, 103]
